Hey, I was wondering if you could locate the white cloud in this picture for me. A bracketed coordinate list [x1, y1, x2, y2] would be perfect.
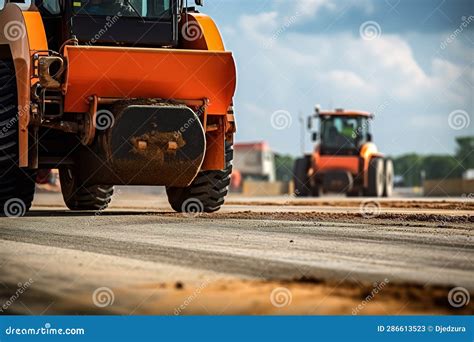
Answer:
[322, 70, 378, 97]
[292, 0, 374, 19]
[295, 0, 335, 18]
[230, 9, 472, 155]
[239, 11, 279, 35]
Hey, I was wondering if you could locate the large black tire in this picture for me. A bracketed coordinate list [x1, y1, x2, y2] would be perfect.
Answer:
[311, 183, 322, 197]
[0, 59, 36, 217]
[346, 188, 362, 197]
[166, 141, 233, 213]
[293, 156, 311, 197]
[383, 159, 394, 197]
[365, 157, 385, 197]
[59, 167, 114, 210]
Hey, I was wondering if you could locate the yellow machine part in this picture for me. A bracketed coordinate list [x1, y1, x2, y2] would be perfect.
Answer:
[360, 142, 382, 187]
[23, 11, 48, 54]
[179, 13, 225, 51]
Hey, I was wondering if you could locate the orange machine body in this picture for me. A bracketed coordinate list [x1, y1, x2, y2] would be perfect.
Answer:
[179, 13, 226, 51]
[0, 6, 48, 166]
[63, 46, 236, 116]
[314, 153, 360, 176]
[63, 43, 236, 171]
[295, 108, 390, 197]
[312, 142, 381, 188]
[0, 5, 236, 169]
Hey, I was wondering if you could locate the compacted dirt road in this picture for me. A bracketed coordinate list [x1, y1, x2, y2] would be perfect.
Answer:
[0, 193, 472, 315]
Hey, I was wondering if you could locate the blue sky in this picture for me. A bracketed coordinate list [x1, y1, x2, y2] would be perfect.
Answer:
[201, 0, 473, 156]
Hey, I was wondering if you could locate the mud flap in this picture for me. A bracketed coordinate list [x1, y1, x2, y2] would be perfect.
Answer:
[79, 104, 205, 187]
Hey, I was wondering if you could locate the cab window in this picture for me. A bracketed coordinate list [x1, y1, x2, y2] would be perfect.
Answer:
[36, 0, 61, 15]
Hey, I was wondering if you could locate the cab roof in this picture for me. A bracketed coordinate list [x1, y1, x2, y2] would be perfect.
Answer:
[317, 108, 374, 118]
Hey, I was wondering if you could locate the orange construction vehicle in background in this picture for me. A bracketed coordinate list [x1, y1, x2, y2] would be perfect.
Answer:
[0, 0, 236, 216]
[294, 107, 393, 197]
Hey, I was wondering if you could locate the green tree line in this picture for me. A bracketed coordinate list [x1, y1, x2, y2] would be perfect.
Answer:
[392, 136, 473, 186]
[275, 136, 473, 186]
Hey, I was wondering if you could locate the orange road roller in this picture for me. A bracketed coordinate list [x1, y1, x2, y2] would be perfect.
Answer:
[0, 0, 236, 216]
[294, 108, 394, 197]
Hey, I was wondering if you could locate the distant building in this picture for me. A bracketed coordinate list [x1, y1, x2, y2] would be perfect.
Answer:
[233, 142, 276, 182]
[463, 169, 474, 180]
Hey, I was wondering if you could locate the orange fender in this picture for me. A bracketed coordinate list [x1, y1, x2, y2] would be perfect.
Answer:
[360, 142, 382, 187]
[179, 13, 225, 51]
[0, 5, 47, 167]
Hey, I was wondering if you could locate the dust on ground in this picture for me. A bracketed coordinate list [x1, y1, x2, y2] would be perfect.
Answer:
[207, 211, 473, 226]
[226, 198, 474, 211]
[1, 278, 472, 315]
